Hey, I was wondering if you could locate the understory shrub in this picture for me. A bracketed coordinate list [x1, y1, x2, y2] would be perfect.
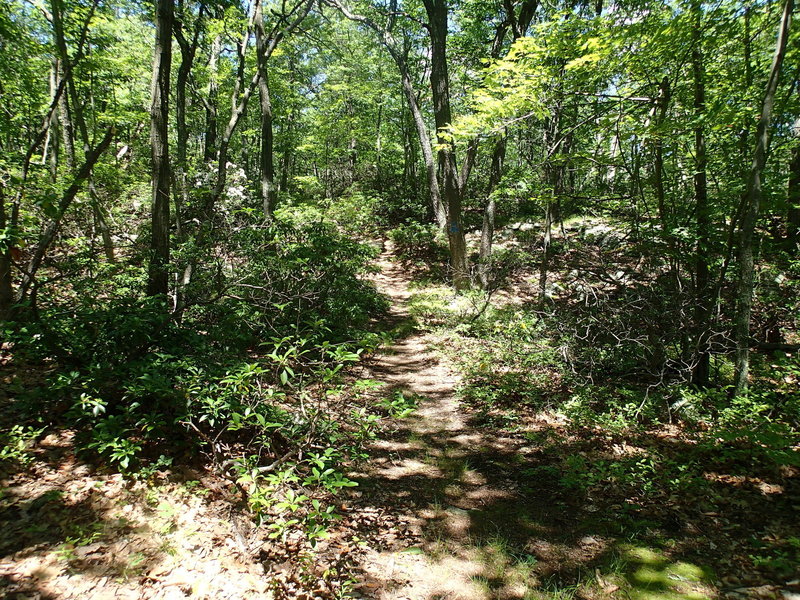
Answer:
[388, 222, 448, 263]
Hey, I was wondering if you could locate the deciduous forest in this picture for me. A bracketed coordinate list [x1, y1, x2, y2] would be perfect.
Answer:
[0, 0, 798, 597]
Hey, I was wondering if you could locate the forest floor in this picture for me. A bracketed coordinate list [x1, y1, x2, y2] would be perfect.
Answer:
[1, 242, 798, 600]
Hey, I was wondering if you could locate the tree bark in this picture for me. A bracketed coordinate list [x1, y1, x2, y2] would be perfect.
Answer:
[147, 0, 173, 298]
[734, 0, 793, 395]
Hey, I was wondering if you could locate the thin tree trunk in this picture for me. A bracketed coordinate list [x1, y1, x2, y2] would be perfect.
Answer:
[45, 58, 60, 182]
[204, 32, 221, 163]
[280, 113, 293, 193]
[173, 6, 200, 237]
[538, 200, 554, 304]
[692, 1, 711, 386]
[0, 186, 12, 320]
[147, 0, 173, 298]
[327, 0, 447, 229]
[16, 128, 114, 303]
[401, 64, 447, 229]
[255, 0, 276, 217]
[734, 0, 793, 394]
[210, 0, 312, 213]
[477, 0, 537, 289]
[56, 59, 75, 169]
[479, 136, 505, 289]
[652, 77, 671, 241]
[375, 100, 383, 190]
[787, 115, 800, 245]
[90, 188, 115, 262]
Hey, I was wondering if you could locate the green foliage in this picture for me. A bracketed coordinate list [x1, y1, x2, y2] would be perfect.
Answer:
[203, 215, 386, 341]
[0, 425, 44, 468]
[388, 223, 449, 264]
[322, 186, 382, 236]
[377, 390, 420, 419]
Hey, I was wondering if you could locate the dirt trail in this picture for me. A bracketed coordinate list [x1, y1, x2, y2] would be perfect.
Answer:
[349, 247, 535, 600]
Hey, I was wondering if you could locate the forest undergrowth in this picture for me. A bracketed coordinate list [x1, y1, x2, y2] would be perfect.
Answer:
[1, 222, 798, 600]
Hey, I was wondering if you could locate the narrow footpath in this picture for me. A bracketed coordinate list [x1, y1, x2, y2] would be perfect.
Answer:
[346, 246, 547, 600]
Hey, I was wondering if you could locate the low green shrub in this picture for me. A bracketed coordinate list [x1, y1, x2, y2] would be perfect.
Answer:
[388, 222, 448, 263]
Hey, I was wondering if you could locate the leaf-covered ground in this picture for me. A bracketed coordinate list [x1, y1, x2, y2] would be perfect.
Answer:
[1, 243, 799, 599]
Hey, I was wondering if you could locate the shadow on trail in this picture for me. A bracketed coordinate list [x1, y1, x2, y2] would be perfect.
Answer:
[349, 250, 798, 599]
[346, 401, 799, 598]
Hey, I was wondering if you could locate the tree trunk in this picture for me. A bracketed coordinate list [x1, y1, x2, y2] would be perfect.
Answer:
[255, 0, 277, 218]
[734, 0, 793, 395]
[327, 0, 448, 229]
[691, 2, 711, 386]
[787, 116, 800, 245]
[280, 113, 293, 193]
[147, 0, 173, 298]
[0, 187, 12, 321]
[423, 0, 469, 289]
[538, 200, 554, 304]
[652, 77, 671, 241]
[44, 57, 60, 182]
[375, 100, 383, 190]
[173, 9, 198, 240]
[400, 65, 447, 229]
[209, 0, 312, 213]
[478, 0, 537, 289]
[16, 128, 114, 303]
[204, 32, 221, 163]
[88, 181, 115, 262]
[479, 136, 505, 289]
[56, 58, 75, 169]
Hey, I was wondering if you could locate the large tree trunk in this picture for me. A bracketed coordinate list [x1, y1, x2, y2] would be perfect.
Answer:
[691, 2, 711, 386]
[734, 0, 793, 395]
[423, 0, 469, 289]
[147, 0, 173, 298]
